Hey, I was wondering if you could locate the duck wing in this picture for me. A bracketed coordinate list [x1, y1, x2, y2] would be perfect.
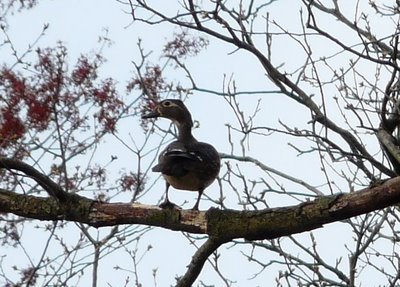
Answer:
[152, 141, 219, 178]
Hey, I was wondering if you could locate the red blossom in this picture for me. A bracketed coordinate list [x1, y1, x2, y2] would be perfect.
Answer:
[37, 52, 52, 71]
[119, 172, 146, 193]
[0, 109, 26, 148]
[0, 68, 27, 99]
[104, 117, 117, 132]
[146, 99, 157, 110]
[90, 79, 124, 132]
[93, 88, 108, 104]
[163, 30, 209, 58]
[26, 99, 51, 130]
[0, 44, 124, 157]
[88, 165, 107, 188]
[72, 56, 96, 85]
[127, 65, 165, 98]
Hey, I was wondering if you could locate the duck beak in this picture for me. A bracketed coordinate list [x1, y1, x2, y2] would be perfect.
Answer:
[142, 110, 161, 119]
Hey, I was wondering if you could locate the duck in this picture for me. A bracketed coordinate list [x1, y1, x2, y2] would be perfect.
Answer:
[142, 99, 220, 210]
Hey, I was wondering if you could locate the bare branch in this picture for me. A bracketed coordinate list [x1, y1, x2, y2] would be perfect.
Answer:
[176, 238, 224, 287]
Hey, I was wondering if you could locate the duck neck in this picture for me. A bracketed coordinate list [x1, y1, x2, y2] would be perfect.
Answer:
[176, 121, 196, 144]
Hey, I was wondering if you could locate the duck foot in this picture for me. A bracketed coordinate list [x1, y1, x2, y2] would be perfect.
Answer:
[191, 204, 199, 211]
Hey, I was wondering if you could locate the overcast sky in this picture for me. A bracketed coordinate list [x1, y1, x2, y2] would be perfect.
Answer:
[1, 1, 387, 286]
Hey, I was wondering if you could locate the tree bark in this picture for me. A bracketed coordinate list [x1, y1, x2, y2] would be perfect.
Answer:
[1, 177, 400, 241]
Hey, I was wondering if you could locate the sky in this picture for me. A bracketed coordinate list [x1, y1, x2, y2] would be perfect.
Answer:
[1, 0, 394, 286]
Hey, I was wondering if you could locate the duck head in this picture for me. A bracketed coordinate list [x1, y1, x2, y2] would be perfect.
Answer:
[142, 99, 193, 127]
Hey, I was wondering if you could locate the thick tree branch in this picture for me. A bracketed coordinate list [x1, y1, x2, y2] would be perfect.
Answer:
[0, 157, 69, 202]
[2, 177, 400, 241]
[0, 189, 207, 233]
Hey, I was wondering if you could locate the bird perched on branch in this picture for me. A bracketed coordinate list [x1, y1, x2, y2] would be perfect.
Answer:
[142, 99, 220, 210]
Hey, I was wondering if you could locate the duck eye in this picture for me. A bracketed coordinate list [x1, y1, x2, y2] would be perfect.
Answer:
[163, 101, 171, 107]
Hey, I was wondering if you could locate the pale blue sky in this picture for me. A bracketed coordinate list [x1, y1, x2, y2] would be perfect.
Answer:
[1, 1, 392, 286]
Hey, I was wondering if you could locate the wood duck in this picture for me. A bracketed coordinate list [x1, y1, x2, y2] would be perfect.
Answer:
[142, 99, 220, 210]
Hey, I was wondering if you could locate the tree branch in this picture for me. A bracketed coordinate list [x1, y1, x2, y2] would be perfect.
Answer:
[3, 161, 400, 285]
[0, 157, 68, 202]
[220, 153, 323, 196]
[2, 176, 400, 241]
[176, 237, 224, 287]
